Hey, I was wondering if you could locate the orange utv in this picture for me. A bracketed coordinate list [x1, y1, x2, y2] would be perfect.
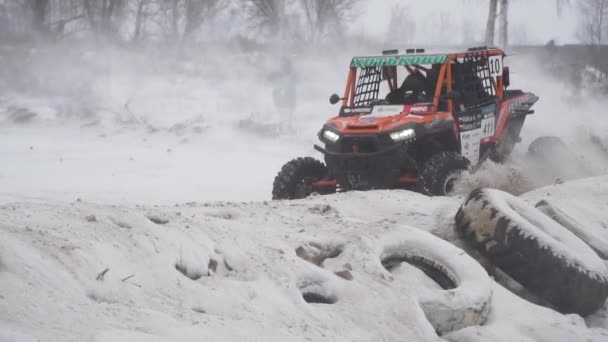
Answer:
[272, 47, 539, 199]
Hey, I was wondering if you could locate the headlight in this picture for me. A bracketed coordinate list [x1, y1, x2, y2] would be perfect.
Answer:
[323, 130, 340, 142]
[389, 128, 415, 142]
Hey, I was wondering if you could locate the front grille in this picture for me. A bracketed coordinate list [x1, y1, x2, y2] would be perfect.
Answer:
[340, 136, 377, 153]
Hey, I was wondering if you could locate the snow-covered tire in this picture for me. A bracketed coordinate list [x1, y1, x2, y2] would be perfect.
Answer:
[535, 200, 608, 259]
[455, 188, 608, 316]
[272, 157, 329, 200]
[418, 152, 470, 196]
[380, 228, 492, 335]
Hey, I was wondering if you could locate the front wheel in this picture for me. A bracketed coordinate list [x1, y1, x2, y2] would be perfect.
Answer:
[417, 152, 470, 196]
[272, 157, 329, 200]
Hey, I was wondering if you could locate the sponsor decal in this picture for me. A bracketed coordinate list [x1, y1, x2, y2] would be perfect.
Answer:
[410, 105, 430, 113]
[370, 105, 404, 117]
[342, 107, 373, 115]
[460, 128, 482, 164]
[351, 55, 448, 68]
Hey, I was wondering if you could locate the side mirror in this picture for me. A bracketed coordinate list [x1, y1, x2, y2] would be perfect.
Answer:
[329, 94, 342, 105]
[441, 90, 462, 101]
[503, 66, 510, 88]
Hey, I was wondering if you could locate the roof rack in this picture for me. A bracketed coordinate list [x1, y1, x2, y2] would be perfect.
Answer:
[382, 49, 399, 55]
[405, 48, 426, 54]
[468, 46, 499, 51]
[382, 48, 426, 55]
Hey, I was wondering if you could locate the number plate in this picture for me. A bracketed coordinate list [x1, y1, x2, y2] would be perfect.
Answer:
[488, 56, 503, 78]
[481, 116, 495, 138]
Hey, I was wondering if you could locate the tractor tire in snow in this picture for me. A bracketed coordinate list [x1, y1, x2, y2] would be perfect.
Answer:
[380, 227, 492, 335]
[535, 200, 608, 260]
[272, 157, 330, 200]
[455, 188, 608, 316]
[418, 152, 470, 196]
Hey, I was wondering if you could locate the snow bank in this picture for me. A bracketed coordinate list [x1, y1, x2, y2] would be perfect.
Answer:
[1, 183, 608, 341]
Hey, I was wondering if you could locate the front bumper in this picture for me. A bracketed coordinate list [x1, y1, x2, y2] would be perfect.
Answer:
[314, 143, 414, 190]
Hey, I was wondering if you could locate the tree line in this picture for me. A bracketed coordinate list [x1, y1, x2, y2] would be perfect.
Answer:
[0, 0, 360, 45]
[1, 0, 606, 48]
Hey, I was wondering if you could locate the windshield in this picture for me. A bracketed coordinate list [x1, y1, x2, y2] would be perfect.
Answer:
[352, 61, 444, 108]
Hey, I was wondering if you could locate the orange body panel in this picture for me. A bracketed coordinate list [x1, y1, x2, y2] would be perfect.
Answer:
[326, 109, 453, 135]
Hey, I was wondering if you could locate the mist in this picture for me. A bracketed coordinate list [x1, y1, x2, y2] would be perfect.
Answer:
[0, 0, 607, 204]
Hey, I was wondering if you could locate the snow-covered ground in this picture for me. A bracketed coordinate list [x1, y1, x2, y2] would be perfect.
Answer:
[1, 180, 608, 341]
[1, 45, 608, 341]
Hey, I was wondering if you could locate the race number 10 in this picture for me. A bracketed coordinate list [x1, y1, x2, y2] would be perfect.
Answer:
[488, 55, 503, 78]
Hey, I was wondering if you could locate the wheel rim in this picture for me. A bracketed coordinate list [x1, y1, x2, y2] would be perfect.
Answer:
[443, 172, 461, 196]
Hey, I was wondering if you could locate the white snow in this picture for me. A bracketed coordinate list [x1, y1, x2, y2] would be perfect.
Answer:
[1, 184, 608, 341]
[2, 45, 608, 341]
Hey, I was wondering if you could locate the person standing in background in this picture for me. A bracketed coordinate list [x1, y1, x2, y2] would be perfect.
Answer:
[271, 53, 298, 133]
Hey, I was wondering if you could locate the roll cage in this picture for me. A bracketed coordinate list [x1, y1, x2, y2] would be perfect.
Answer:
[340, 48, 507, 114]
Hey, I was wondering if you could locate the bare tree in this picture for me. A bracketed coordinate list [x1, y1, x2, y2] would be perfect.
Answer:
[30, 0, 50, 32]
[245, 0, 286, 36]
[244, 0, 288, 40]
[300, 0, 359, 44]
[484, 0, 569, 47]
[182, 0, 224, 41]
[577, 0, 608, 47]
[83, 0, 126, 38]
[485, 0, 498, 45]
[498, 0, 508, 47]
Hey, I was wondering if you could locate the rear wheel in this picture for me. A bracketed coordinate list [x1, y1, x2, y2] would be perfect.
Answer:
[417, 152, 470, 196]
[272, 157, 330, 200]
[528, 136, 567, 158]
[527, 136, 584, 181]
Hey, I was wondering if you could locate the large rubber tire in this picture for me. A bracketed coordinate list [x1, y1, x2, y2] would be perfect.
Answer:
[455, 188, 608, 316]
[418, 152, 470, 196]
[272, 157, 329, 200]
[380, 227, 492, 335]
[536, 200, 608, 259]
[528, 136, 567, 157]
[528, 135, 588, 183]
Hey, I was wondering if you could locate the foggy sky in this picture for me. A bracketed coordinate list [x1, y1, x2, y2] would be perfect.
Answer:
[357, 0, 578, 45]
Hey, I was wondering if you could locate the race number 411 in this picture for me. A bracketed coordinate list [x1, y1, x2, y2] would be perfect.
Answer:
[488, 55, 503, 78]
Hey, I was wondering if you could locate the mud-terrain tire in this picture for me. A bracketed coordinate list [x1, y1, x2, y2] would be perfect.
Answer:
[380, 228, 492, 335]
[455, 188, 608, 316]
[528, 136, 567, 157]
[536, 200, 608, 259]
[418, 152, 470, 196]
[272, 157, 330, 200]
[528, 136, 587, 182]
